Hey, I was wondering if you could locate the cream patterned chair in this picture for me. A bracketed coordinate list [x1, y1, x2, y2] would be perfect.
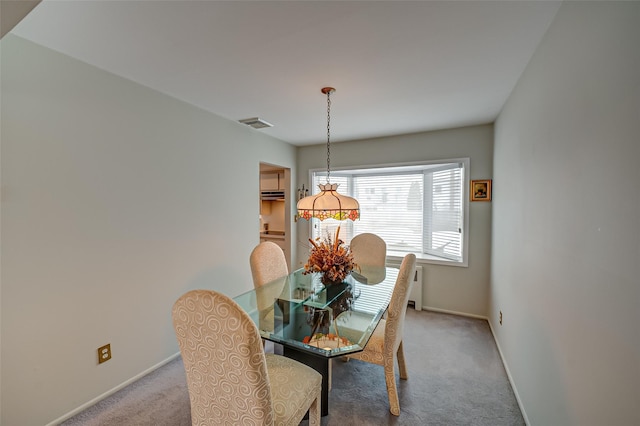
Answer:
[250, 241, 288, 288]
[172, 289, 321, 425]
[250, 241, 289, 347]
[350, 233, 387, 284]
[345, 253, 417, 416]
[350, 233, 387, 268]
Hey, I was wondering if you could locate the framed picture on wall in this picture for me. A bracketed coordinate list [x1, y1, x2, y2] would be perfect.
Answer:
[471, 179, 492, 201]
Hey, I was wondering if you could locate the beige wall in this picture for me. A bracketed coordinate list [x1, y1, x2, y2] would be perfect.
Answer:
[492, 2, 640, 425]
[0, 35, 296, 425]
[5, 3, 637, 424]
[297, 124, 494, 317]
[0, 0, 41, 39]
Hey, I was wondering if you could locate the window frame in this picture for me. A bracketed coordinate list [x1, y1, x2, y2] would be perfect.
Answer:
[306, 158, 470, 267]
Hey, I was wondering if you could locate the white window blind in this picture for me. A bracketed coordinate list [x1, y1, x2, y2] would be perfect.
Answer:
[311, 161, 466, 264]
[425, 165, 463, 261]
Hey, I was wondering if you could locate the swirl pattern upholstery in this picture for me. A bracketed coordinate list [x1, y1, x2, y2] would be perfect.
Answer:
[350, 233, 387, 269]
[345, 253, 417, 416]
[172, 289, 321, 425]
[250, 242, 289, 345]
[250, 241, 289, 288]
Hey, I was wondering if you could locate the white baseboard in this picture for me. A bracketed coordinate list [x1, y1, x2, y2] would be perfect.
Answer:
[46, 352, 181, 426]
[421, 305, 487, 320]
[487, 321, 530, 426]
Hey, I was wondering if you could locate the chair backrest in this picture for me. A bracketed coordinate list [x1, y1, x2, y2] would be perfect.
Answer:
[350, 233, 387, 268]
[384, 253, 417, 356]
[172, 290, 274, 425]
[250, 241, 288, 288]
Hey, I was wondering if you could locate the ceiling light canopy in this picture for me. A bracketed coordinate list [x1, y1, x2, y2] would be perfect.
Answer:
[297, 88, 360, 221]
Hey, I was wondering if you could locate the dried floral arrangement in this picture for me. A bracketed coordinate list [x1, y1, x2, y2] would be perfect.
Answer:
[303, 226, 358, 285]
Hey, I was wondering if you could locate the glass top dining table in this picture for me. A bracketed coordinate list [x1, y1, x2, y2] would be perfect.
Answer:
[234, 265, 397, 416]
[233, 265, 398, 358]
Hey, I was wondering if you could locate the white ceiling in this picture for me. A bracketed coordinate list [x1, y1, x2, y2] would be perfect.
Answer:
[10, 0, 561, 146]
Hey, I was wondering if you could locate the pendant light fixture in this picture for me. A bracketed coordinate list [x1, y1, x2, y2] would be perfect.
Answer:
[297, 87, 360, 221]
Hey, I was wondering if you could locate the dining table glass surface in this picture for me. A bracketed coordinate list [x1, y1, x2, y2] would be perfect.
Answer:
[233, 266, 398, 358]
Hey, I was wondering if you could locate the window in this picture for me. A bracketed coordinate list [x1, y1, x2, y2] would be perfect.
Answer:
[310, 159, 469, 265]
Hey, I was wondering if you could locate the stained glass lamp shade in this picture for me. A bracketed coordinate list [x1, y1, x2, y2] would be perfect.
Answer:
[297, 87, 360, 222]
[297, 183, 360, 221]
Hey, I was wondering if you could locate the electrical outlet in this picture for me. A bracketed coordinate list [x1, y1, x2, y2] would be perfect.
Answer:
[98, 344, 112, 364]
[499, 311, 503, 326]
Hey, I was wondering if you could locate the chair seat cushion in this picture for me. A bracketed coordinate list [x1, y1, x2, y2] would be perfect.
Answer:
[265, 353, 322, 425]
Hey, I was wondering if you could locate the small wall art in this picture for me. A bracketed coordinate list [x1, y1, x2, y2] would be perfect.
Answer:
[470, 179, 492, 202]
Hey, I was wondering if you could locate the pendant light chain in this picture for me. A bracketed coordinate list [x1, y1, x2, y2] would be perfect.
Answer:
[296, 86, 360, 222]
[326, 89, 332, 183]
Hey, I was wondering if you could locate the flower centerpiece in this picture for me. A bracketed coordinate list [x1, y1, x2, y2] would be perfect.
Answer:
[303, 226, 357, 286]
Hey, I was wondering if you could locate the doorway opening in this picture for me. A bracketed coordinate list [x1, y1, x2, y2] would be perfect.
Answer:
[259, 163, 291, 270]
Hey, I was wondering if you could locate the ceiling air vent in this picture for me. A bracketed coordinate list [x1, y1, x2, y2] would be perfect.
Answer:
[239, 117, 273, 129]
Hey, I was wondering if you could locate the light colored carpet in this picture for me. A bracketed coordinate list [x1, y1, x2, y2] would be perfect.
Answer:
[61, 309, 524, 425]
[60, 356, 190, 426]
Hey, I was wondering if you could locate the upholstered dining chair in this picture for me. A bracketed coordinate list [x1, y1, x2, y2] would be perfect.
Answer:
[172, 289, 322, 426]
[250, 241, 289, 347]
[345, 253, 417, 416]
[350, 233, 387, 277]
[350, 232, 387, 284]
[250, 241, 288, 288]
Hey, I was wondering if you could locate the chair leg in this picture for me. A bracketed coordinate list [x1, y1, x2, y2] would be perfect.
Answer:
[384, 357, 401, 416]
[308, 390, 321, 426]
[397, 340, 408, 380]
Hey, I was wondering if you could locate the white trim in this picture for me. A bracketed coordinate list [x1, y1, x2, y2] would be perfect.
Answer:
[387, 252, 469, 268]
[307, 157, 470, 175]
[487, 320, 530, 426]
[46, 352, 181, 426]
[421, 306, 487, 320]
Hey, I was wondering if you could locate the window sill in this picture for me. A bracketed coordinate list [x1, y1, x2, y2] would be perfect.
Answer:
[386, 250, 468, 268]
